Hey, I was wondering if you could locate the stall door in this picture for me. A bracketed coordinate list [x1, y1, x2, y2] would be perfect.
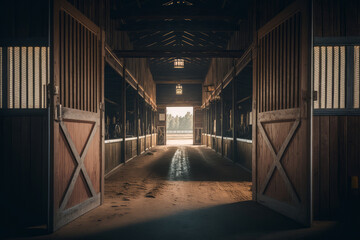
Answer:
[254, 1, 311, 226]
[51, 0, 104, 231]
[194, 108, 203, 145]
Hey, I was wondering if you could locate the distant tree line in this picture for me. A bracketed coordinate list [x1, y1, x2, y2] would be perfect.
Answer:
[166, 112, 193, 130]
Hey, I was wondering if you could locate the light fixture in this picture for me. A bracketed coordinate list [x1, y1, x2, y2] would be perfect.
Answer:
[174, 58, 184, 68]
[176, 84, 183, 95]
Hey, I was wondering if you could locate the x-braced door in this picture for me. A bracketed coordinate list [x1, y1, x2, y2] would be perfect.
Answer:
[51, 0, 105, 231]
[253, 0, 311, 226]
[194, 108, 204, 145]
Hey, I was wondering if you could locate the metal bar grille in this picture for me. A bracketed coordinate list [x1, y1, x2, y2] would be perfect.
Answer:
[313, 46, 346, 109]
[354, 46, 360, 108]
[0, 46, 49, 109]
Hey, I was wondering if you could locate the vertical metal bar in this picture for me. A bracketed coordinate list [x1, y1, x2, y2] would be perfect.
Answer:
[347, 46, 354, 108]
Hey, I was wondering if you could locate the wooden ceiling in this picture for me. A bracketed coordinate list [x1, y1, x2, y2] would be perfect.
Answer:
[112, 0, 250, 83]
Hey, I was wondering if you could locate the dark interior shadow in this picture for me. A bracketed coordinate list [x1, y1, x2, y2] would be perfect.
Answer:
[67, 201, 303, 240]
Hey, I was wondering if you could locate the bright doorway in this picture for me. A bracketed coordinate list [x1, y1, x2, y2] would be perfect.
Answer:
[166, 107, 193, 145]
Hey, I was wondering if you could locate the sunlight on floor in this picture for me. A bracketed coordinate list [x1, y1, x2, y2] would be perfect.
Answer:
[168, 147, 190, 180]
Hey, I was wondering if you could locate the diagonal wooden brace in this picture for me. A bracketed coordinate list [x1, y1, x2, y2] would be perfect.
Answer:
[59, 121, 98, 211]
[258, 119, 301, 204]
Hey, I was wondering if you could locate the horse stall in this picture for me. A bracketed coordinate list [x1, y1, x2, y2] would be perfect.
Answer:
[104, 45, 157, 177]
[0, 0, 105, 231]
[0, 0, 158, 232]
[311, 0, 360, 220]
[202, 50, 253, 172]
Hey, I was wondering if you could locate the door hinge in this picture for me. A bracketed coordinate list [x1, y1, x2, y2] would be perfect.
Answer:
[55, 104, 62, 122]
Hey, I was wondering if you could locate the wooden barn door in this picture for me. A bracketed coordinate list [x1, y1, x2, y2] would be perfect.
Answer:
[51, 0, 105, 230]
[253, 1, 311, 226]
[194, 108, 204, 145]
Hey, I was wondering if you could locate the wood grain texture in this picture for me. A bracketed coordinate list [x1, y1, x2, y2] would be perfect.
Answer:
[254, 0, 311, 226]
[313, 0, 360, 37]
[313, 115, 360, 220]
[0, 112, 48, 228]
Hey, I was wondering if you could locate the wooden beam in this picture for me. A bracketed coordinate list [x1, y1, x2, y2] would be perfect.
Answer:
[117, 21, 241, 32]
[113, 7, 240, 21]
[113, 49, 244, 58]
[155, 79, 204, 84]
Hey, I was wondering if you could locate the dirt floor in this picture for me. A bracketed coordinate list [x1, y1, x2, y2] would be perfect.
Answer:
[5, 145, 356, 240]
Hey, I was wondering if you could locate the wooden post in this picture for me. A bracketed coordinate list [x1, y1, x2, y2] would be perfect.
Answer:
[122, 59, 126, 163]
[346, 46, 354, 108]
[251, 0, 258, 201]
[136, 84, 139, 155]
[150, 106, 152, 148]
[214, 98, 217, 151]
[100, 30, 105, 204]
[144, 96, 147, 151]
[232, 58, 237, 162]
[221, 83, 224, 157]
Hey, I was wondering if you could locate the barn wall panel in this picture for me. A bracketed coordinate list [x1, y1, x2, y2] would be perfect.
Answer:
[313, 115, 360, 220]
[313, 0, 360, 37]
[0, 111, 48, 227]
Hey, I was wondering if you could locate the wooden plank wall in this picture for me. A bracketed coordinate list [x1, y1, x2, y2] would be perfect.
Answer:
[202, 3, 253, 105]
[105, 141, 122, 174]
[313, 116, 360, 219]
[68, 0, 156, 103]
[203, 136, 252, 171]
[0, 111, 48, 228]
[58, 10, 100, 113]
[105, 135, 159, 175]
[257, 12, 301, 113]
[156, 84, 202, 106]
[0, 0, 49, 45]
[312, 0, 360, 220]
[313, 0, 360, 37]
[255, 0, 295, 31]
[237, 140, 252, 171]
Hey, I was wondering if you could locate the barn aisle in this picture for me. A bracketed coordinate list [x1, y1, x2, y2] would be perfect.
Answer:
[3, 146, 344, 240]
[19, 145, 329, 240]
